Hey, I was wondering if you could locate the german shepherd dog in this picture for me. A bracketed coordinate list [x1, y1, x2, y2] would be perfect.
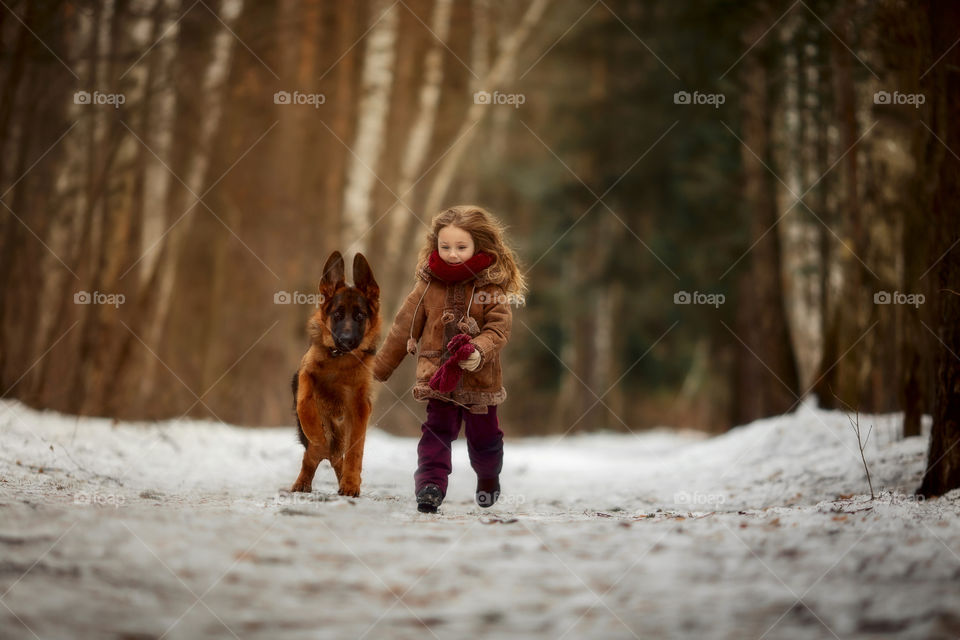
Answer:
[290, 251, 380, 496]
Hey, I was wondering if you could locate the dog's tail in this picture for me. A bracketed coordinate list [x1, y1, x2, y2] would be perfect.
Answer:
[292, 372, 308, 448]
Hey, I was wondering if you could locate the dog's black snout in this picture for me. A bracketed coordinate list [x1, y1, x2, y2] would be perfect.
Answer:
[334, 328, 361, 351]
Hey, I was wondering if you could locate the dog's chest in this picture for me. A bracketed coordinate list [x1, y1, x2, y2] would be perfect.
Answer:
[311, 367, 360, 404]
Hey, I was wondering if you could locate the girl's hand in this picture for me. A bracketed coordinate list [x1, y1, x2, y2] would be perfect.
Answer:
[458, 349, 482, 371]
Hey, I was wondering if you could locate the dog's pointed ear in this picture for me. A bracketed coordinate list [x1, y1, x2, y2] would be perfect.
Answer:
[353, 253, 380, 301]
[318, 251, 346, 302]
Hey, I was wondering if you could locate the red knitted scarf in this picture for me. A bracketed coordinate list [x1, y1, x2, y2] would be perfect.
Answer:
[427, 249, 494, 283]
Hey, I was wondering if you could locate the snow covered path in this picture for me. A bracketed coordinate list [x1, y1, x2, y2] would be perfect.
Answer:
[1, 399, 959, 639]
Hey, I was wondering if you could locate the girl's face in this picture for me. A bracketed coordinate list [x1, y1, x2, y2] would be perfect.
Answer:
[437, 225, 476, 265]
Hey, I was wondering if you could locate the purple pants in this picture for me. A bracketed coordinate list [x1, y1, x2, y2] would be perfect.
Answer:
[414, 398, 503, 496]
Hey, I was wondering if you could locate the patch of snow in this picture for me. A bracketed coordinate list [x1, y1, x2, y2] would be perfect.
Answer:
[0, 399, 957, 639]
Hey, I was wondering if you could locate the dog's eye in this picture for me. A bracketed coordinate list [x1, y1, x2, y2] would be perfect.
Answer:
[355, 312, 366, 321]
[333, 309, 345, 320]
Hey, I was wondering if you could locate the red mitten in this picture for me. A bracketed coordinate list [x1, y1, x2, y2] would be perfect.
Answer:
[428, 334, 476, 392]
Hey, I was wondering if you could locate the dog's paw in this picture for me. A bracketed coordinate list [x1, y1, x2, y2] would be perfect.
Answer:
[338, 482, 361, 497]
[290, 480, 312, 493]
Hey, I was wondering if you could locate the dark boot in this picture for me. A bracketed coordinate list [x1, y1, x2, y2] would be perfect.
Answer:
[476, 477, 500, 508]
[416, 483, 444, 513]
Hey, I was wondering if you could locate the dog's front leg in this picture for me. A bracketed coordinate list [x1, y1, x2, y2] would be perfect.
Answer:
[291, 376, 329, 493]
[293, 446, 323, 493]
[338, 397, 371, 497]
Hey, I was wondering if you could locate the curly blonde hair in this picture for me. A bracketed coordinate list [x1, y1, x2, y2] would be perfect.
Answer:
[416, 205, 528, 304]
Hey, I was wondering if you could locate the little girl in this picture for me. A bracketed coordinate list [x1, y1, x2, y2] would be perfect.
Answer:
[372, 205, 527, 513]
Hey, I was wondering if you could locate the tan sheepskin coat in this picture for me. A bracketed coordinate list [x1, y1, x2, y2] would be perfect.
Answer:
[372, 262, 512, 414]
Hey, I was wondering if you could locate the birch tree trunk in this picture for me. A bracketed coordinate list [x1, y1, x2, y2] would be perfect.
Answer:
[487, 2, 515, 184]
[86, 0, 164, 413]
[138, 0, 180, 288]
[470, 0, 490, 94]
[321, 3, 359, 261]
[98, 0, 180, 415]
[776, 15, 816, 389]
[420, 0, 550, 219]
[380, 0, 452, 269]
[383, 0, 550, 317]
[340, 0, 399, 257]
[84, 0, 147, 414]
[138, 0, 244, 402]
[801, 25, 826, 392]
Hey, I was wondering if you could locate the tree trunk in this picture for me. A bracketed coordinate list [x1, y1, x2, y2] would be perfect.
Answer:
[420, 0, 550, 219]
[732, 19, 800, 425]
[83, 0, 139, 415]
[381, 0, 452, 270]
[136, 0, 179, 287]
[137, 0, 244, 404]
[26, 2, 86, 404]
[812, 6, 866, 410]
[917, 0, 960, 497]
[340, 0, 399, 256]
[65, 0, 114, 412]
[896, 2, 934, 439]
[383, 0, 550, 318]
[320, 2, 359, 263]
[97, 0, 179, 415]
[0, 0, 34, 192]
